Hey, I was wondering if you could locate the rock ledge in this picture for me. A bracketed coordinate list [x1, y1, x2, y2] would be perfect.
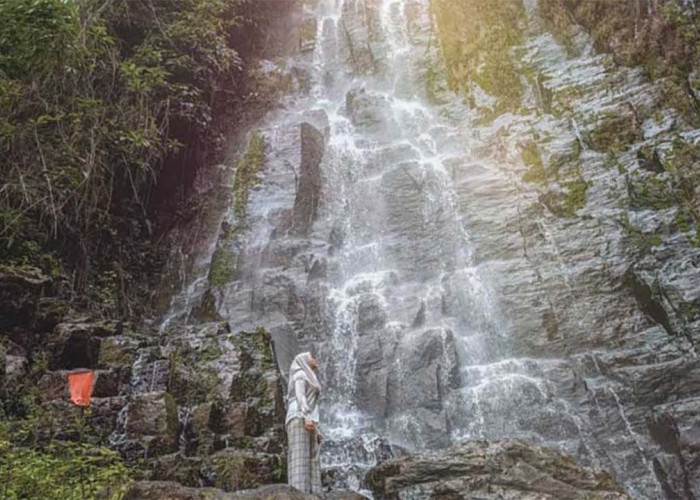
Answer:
[365, 439, 630, 499]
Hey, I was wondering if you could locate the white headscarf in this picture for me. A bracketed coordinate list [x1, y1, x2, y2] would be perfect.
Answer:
[288, 352, 321, 396]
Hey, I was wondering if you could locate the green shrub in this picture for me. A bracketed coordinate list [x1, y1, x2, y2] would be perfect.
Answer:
[0, 438, 131, 500]
[0, 0, 79, 79]
[0, 0, 283, 314]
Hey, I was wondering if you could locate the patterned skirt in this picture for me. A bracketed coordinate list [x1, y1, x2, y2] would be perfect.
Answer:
[286, 417, 322, 494]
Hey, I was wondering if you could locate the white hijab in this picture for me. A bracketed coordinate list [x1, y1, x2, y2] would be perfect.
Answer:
[288, 352, 321, 396]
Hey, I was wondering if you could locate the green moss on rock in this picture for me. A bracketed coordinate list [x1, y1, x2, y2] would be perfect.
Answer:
[98, 337, 134, 367]
[233, 131, 266, 222]
[521, 141, 547, 184]
[587, 111, 640, 153]
[164, 392, 179, 440]
[431, 0, 525, 115]
[562, 179, 589, 216]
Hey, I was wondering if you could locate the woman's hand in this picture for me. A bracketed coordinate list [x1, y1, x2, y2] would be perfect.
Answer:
[305, 420, 316, 432]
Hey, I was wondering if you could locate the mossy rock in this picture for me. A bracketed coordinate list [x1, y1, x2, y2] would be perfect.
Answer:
[562, 179, 590, 216]
[206, 449, 286, 491]
[190, 288, 223, 322]
[98, 337, 136, 368]
[538, 180, 588, 218]
[233, 131, 266, 222]
[431, 0, 525, 115]
[0, 265, 51, 330]
[587, 111, 640, 153]
[521, 141, 547, 184]
[626, 172, 674, 210]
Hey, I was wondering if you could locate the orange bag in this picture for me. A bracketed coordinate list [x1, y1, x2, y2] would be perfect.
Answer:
[67, 370, 95, 407]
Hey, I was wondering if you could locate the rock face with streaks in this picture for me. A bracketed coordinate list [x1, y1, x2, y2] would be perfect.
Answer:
[152, 0, 700, 498]
[365, 439, 630, 500]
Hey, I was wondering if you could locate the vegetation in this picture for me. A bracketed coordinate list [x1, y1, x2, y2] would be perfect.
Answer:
[431, 0, 525, 115]
[205, 130, 265, 289]
[0, 428, 132, 500]
[0, 0, 284, 317]
[617, 213, 663, 254]
[656, 137, 700, 243]
[539, 0, 700, 124]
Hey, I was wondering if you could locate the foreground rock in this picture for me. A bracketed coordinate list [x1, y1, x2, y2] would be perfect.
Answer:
[124, 482, 311, 500]
[365, 440, 630, 499]
[124, 481, 366, 499]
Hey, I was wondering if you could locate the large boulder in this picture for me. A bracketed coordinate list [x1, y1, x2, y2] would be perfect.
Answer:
[125, 481, 370, 500]
[365, 439, 630, 499]
[124, 481, 364, 499]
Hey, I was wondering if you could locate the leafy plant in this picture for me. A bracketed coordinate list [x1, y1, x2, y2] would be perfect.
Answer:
[0, 0, 284, 316]
[0, 438, 132, 500]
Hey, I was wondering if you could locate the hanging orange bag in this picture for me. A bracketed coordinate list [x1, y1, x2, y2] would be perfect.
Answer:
[67, 370, 95, 407]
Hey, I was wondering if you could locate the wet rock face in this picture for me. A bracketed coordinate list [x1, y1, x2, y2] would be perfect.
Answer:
[133, 324, 288, 488]
[153, 0, 699, 498]
[292, 123, 326, 235]
[365, 440, 630, 500]
[339, 0, 383, 74]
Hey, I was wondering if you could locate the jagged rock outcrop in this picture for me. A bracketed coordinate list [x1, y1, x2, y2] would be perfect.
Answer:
[2, 310, 288, 490]
[428, 1, 700, 497]
[365, 440, 630, 499]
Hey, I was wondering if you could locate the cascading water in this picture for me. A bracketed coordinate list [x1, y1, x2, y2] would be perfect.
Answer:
[155, 0, 677, 497]
[307, 0, 504, 445]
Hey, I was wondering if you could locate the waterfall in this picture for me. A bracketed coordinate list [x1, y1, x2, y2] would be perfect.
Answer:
[156, 0, 674, 497]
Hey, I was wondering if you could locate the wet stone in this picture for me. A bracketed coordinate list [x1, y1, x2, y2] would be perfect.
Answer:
[365, 439, 630, 499]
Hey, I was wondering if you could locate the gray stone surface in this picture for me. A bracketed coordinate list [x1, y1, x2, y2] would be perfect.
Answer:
[365, 439, 630, 500]
[292, 123, 326, 235]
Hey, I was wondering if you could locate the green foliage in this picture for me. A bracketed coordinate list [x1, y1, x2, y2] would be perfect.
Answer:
[0, 0, 79, 79]
[431, 0, 524, 115]
[0, 0, 277, 315]
[0, 437, 131, 500]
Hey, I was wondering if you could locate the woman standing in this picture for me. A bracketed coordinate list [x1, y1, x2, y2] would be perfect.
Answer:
[286, 352, 323, 494]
